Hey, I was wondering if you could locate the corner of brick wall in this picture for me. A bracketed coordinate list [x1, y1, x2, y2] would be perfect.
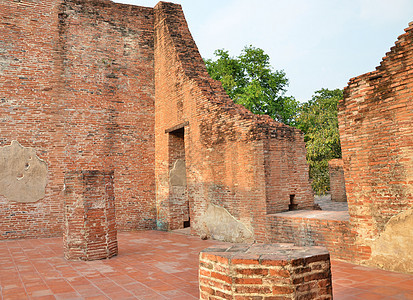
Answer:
[338, 22, 413, 272]
[339, 22, 413, 238]
[153, 2, 313, 242]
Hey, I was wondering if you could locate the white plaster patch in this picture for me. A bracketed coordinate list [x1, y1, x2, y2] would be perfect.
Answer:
[169, 159, 186, 186]
[369, 208, 413, 274]
[0, 140, 47, 203]
[198, 204, 255, 243]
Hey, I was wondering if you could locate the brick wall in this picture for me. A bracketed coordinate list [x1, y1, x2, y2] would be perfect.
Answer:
[60, 0, 156, 231]
[328, 159, 347, 202]
[1, 0, 313, 243]
[0, 0, 156, 239]
[265, 132, 314, 214]
[0, 0, 64, 239]
[339, 21, 413, 240]
[267, 212, 371, 263]
[255, 21, 413, 274]
[338, 22, 413, 272]
[153, 2, 313, 242]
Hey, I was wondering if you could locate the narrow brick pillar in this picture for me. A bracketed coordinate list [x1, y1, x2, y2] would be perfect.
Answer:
[199, 244, 332, 299]
[63, 170, 118, 260]
[328, 159, 347, 202]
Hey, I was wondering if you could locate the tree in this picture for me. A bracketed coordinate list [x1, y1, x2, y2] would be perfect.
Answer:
[296, 88, 343, 194]
[204, 46, 299, 126]
[205, 47, 342, 194]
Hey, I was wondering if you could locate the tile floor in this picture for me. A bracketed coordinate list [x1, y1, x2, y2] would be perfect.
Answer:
[0, 230, 412, 300]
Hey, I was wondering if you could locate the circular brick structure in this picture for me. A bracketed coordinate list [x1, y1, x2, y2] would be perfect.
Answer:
[199, 244, 332, 299]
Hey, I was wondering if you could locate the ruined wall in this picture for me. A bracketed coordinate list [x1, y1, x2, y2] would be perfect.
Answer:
[339, 21, 413, 273]
[0, 0, 156, 239]
[153, 2, 313, 242]
[328, 159, 347, 202]
[1, 0, 313, 242]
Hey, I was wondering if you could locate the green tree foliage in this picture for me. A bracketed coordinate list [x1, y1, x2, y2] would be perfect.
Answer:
[296, 88, 343, 194]
[205, 46, 343, 194]
[204, 46, 299, 125]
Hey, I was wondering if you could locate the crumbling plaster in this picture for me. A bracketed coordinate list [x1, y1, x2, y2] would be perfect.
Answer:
[0, 141, 47, 203]
[369, 209, 413, 274]
[169, 159, 186, 186]
[197, 204, 255, 243]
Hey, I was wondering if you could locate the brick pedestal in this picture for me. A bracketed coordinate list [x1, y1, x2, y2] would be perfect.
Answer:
[63, 170, 118, 260]
[199, 244, 332, 299]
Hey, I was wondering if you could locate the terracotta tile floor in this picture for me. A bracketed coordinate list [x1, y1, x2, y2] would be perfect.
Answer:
[0, 230, 412, 299]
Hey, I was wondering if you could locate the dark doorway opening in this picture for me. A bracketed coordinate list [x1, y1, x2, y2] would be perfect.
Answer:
[289, 194, 298, 211]
[168, 127, 190, 230]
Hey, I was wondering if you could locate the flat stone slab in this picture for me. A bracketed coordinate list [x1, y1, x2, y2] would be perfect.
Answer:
[271, 210, 350, 221]
[202, 243, 330, 262]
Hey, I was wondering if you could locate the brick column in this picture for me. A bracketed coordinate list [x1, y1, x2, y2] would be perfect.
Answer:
[199, 244, 332, 299]
[328, 159, 347, 202]
[63, 170, 118, 260]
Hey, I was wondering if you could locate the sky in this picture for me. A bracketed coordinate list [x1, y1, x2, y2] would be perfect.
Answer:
[113, 0, 413, 103]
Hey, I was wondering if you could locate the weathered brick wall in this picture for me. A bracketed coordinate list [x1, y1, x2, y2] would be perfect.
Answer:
[339, 22, 413, 273]
[0, 0, 64, 239]
[253, 21, 413, 274]
[328, 159, 347, 202]
[265, 133, 314, 214]
[0, 0, 156, 239]
[153, 2, 313, 242]
[1, 0, 313, 244]
[267, 212, 371, 263]
[63, 170, 117, 260]
[60, 0, 156, 231]
[199, 244, 332, 299]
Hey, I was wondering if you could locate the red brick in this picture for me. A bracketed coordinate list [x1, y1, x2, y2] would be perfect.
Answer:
[63, 171, 117, 260]
[269, 269, 290, 278]
[235, 268, 269, 276]
[234, 278, 263, 285]
[0, 0, 313, 247]
[234, 285, 272, 295]
[272, 286, 294, 295]
[211, 271, 233, 284]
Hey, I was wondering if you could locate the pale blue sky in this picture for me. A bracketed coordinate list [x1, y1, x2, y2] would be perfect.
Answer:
[113, 0, 413, 102]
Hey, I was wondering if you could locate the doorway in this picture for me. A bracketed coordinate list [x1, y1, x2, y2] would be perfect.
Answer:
[168, 127, 190, 230]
